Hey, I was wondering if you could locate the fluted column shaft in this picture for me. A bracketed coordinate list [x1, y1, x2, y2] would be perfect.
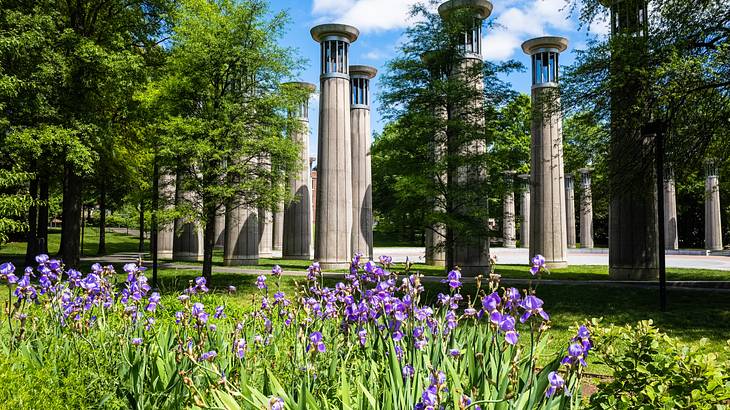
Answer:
[503, 172, 516, 248]
[663, 175, 678, 250]
[565, 174, 576, 248]
[579, 169, 594, 248]
[519, 175, 530, 248]
[705, 167, 723, 251]
[157, 172, 175, 259]
[173, 172, 204, 262]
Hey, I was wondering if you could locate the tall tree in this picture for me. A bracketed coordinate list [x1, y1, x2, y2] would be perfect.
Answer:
[154, 0, 302, 279]
[378, 1, 520, 270]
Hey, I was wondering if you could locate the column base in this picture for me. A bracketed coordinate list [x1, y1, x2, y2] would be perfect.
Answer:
[224, 258, 259, 266]
[545, 260, 568, 269]
[273, 246, 283, 252]
[318, 261, 350, 270]
[173, 253, 203, 262]
[259, 252, 273, 259]
[156, 251, 173, 260]
[609, 266, 658, 281]
[504, 244, 516, 249]
[282, 254, 313, 261]
[567, 245, 576, 249]
[425, 258, 446, 267]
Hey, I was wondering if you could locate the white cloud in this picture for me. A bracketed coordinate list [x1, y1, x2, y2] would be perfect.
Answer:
[311, 0, 420, 32]
[483, 0, 576, 61]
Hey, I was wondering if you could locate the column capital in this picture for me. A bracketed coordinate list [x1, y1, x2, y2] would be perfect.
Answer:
[438, 0, 493, 19]
[311, 24, 359, 43]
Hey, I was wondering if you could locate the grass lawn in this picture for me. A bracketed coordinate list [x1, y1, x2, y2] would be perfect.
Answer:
[0, 227, 145, 260]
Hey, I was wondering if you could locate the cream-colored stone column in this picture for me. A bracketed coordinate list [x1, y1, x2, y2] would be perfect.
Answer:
[173, 171, 204, 262]
[224, 201, 259, 265]
[522, 36, 569, 268]
[565, 174, 576, 249]
[439, 0, 493, 276]
[663, 169, 678, 250]
[705, 160, 723, 251]
[578, 168, 594, 249]
[349, 65, 376, 259]
[518, 174, 530, 248]
[311, 24, 359, 269]
[157, 172, 175, 259]
[282, 82, 316, 260]
[503, 171, 517, 248]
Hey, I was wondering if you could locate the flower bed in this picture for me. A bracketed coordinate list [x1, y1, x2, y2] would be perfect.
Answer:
[0, 254, 592, 409]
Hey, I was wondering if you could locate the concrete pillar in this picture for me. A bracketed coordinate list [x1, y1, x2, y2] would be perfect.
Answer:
[349, 65, 376, 259]
[705, 160, 723, 251]
[282, 82, 316, 260]
[503, 171, 517, 248]
[518, 174, 530, 248]
[156, 172, 175, 259]
[663, 169, 678, 250]
[173, 172, 204, 262]
[522, 37, 569, 268]
[422, 52, 446, 267]
[565, 174, 576, 248]
[604, 0, 658, 281]
[578, 168, 594, 249]
[224, 201, 259, 265]
[439, 0, 493, 276]
[258, 155, 273, 259]
[214, 213, 225, 248]
[272, 203, 284, 252]
[311, 24, 359, 269]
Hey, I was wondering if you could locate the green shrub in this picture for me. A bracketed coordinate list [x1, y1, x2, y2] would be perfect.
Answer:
[588, 320, 730, 409]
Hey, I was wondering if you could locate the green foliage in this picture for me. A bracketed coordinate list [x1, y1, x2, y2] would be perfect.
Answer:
[0, 169, 33, 244]
[588, 320, 730, 409]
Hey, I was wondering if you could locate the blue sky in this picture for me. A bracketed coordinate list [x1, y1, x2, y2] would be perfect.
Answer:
[273, 0, 609, 155]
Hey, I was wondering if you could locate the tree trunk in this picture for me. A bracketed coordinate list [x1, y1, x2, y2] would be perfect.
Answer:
[202, 197, 216, 281]
[80, 204, 86, 256]
[98, 184, 107, 255]
[60, 164, 82, 267]
[25, 174, 39, 266]
[138, 199, 145, 252]
[37, 173, 49, 255]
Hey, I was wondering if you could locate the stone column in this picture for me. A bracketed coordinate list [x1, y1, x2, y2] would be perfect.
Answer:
[439, 0, 493, 276]
[578, 168, 594, 249]
[258, 206, 273, 258]
[422, 51, 446, 267]
[173, 172, 204, 262]
[518, 174, 530, 248]
[502, 171, 517, 248]
[705, 160, 723, 251]
[156, 172, 175, 259]
[272, 203, 284, 252]
[565, 174, 576, 249]
[214, 213, 225, 248]
[350, 65, 377, 259]
[311, 24, 359, 269]
[283, 82, 316, 260]
[224, 201, 259, 266]
[663, 168, 678, 250]
[522, 37, 569, 268]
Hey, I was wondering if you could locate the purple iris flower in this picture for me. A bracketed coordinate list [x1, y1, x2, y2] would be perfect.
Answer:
[358, 328, 367, 346]
[131, 337, 143, 346]
[530, 254, 546, 275]
[0, 262, 18, 283]
[379, 255, 393, 267]
[256, 275, 267, 290]
[234, 338, 247, 358]
[504, 287, 522, 310]
[416, 385, 438, 410]
[561, 342, 588, 367]
[228, 285, 237, 293]
[449, 348, 460, 357]
[482, 291, 501, 313]
[194, 276, 209, 293]
[520, 295, 550, 323]
[307, 331, 326, 353]
[35, 254, 49, 264]
[199, 350, 217, 361]
[498, 315, 519, 345]
[145, 292, 161, 312]
[271, 265, 282, 277]
[269, 397, 285, 410]
[13, 274, 37, 301]
[402, 364, 415, 378]
[214, 305, 225, 319]
[306, 262, 320, 281]
[442, 269, 462, 289]
[461, 395, 481, 410]
[545, 371, 569, 397]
